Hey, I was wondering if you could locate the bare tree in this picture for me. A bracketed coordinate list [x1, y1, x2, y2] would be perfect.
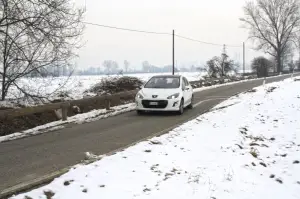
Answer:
[142, 61, 150, 72]
[293, 36, 300, 70]
[282, 42, 295, 69]
[103, 60, 118, 74]
[288, 61, 296, 72]
[205, 47, 238, 78]
[0, 0, 85, 101]
[102, 60, 113, 74]
[240, 0, 300, 73]
[111, 61, 119, 73]
[124, 60, 129, 73]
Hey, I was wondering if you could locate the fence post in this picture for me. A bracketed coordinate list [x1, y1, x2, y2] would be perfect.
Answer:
[61, 102, 70, 121]
[105, 97, 111, 110]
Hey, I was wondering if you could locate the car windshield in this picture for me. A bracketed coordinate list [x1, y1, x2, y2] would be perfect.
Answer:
[144, 76, 180, 89]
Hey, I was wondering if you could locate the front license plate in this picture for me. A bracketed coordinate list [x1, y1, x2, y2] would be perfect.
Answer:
[149, 102, 158, 105]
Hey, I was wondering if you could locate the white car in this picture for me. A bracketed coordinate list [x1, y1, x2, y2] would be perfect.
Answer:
[135, 75, 194, 115]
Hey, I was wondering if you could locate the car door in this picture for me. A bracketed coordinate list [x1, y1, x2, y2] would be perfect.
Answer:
[183, 77, 193, 105]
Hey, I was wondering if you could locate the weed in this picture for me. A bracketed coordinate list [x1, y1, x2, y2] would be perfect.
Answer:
[82, 188, 88, 193]
[150, 140, 162, 145]
[259, 162, 267, 167]
[250, 148, 259, 158]
[44, 190, 55, 199]
[270, 174, 275, 178]
[249, 142, 260, 146]
[275, 178, 283, 184]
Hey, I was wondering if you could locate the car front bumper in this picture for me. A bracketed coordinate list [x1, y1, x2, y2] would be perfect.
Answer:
[135, 97, 181, 111]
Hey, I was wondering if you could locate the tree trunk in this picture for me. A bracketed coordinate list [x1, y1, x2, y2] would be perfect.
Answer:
[1, 78, 5, 101]
[276, 52, 281, 73]
[1, 63, 7, 101]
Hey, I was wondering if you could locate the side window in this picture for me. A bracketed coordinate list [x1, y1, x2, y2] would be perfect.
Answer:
[181, 77, 186, 90]
[184, 77, 189, 86]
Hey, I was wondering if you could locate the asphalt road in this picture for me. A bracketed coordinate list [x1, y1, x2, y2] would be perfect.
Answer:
[0, 74, 297, 192]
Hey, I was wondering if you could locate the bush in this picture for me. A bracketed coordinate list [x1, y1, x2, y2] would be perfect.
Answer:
[87, 76, 144, 95]
[251, 57, 273, 78]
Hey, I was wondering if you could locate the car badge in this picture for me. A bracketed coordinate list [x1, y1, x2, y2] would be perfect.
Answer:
[152, 95, 158, 98]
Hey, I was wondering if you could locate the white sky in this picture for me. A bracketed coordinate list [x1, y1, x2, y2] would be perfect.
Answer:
[75, 0, 264, 70]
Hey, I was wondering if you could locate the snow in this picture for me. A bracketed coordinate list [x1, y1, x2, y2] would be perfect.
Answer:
[10, 77, 300, 199]
[0, 103, 136, 143]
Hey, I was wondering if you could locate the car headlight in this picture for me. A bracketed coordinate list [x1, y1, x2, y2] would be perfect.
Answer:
[136, 92, 144, 99]
[167, 93, 180, 99]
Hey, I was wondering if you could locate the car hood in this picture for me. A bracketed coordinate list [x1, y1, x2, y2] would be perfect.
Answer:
[140, 88, 181, 99]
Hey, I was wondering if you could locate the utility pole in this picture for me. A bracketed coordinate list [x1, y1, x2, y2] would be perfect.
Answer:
[243, 42, 245, 74]
[222, 44, 226, 76]
[172, 30, 175, 75]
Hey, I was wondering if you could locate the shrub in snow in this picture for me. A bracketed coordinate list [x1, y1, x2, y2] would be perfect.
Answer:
[86, 76, 144, 95]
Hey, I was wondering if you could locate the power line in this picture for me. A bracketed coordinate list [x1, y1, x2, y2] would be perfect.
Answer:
[174, 34, 242, 48]
[83, 21, 256, 49]
[83, 21, 171, 35]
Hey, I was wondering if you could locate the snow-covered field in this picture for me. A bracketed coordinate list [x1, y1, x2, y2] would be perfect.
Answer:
[0, 72, 206, 107]
[10, 77, 300, 199]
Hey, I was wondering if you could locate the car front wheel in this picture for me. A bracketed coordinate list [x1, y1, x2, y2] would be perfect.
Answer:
[187, 95, 194, 109]
[177, 99, 184, 115]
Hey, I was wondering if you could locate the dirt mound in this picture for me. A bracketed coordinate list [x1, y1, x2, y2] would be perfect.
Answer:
[86, 76, 144, 95]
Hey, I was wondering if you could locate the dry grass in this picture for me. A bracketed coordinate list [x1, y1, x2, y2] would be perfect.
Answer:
[82, 188, 88, 193]
[275, 178, 283, 184]
[43, 190, 55, 199]
[150, 140, 162, 145]
[249, 142, 260, 146]
[259, 162, 267, 167]
[250, 148, 259, 158]
[293, 160, 300, 164]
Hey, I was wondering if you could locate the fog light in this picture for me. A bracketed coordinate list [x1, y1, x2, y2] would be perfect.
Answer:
[173, 102, 179, 107]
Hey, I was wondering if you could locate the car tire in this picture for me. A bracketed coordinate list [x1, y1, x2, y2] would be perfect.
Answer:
[187, 95, 194, 109]
[177, 99, 184, 115]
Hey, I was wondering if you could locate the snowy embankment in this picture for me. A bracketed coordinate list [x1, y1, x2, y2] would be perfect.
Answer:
[11, 78, 300, 199]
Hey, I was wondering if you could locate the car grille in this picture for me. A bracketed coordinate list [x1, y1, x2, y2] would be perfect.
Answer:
[142, 100, 168, 109]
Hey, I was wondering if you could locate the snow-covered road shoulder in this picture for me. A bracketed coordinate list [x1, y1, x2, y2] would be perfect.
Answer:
[9, 78, 300, 199]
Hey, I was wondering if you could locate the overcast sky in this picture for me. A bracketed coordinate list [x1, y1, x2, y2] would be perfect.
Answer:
[75, 0, 264, 70]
